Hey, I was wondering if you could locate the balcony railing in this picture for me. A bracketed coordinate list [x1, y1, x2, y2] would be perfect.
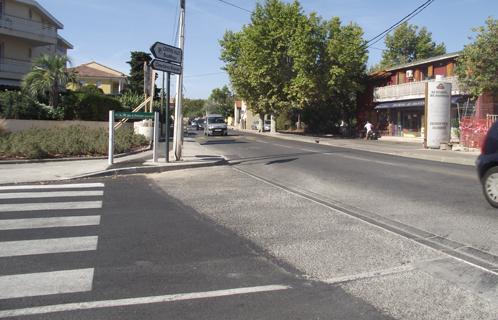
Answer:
[0, 13, 57, 43]
[373, 76, 466, 102]
[0, 58, 32, 76]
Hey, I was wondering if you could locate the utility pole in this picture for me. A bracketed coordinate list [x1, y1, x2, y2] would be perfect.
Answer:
[172, 0, 185, 161]
[165, 72, 170, 162]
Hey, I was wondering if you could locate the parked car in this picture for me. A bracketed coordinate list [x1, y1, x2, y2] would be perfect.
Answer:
[477, 121, 498, 208]
[263, 120, 271, 131]
[204, 114, 227, 136]
[196, 118, 205, 130]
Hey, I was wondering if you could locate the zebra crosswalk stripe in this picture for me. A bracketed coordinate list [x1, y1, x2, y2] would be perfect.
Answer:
[0, 183, 104, 191]
[0, 216, 101, 231]
[0, 190, 104, 199]
[0, 201, 102, 213]
[0, 182, 104, 301]
[0, 236, 98, 258]
[0, 269, 94, 300]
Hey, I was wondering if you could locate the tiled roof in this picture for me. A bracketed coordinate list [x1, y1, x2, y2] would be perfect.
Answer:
[69, 63, 126, 79]
[384, 52, 461, 72]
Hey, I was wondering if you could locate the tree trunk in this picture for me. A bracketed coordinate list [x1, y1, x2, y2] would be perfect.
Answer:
[270, 114, 276, 133]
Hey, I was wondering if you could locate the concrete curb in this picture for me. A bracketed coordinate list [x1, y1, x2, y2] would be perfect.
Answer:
[0, 146, 152, 165]
[66, 158, 229, 180]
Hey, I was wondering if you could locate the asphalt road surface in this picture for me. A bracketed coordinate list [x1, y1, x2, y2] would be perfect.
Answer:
[0, 177, 390, 319]
[151, 129, 498, 320]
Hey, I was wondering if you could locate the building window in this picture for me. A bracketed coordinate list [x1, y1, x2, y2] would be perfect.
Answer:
[95, 80, 102, 88]
[28, 48, 32, 59]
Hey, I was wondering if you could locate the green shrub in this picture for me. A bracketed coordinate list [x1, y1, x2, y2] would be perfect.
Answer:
[75, 94, 124, 121]
[0, 90, 50, 120]
[119, 92, 144, 111]
[0, 125, 148, 159]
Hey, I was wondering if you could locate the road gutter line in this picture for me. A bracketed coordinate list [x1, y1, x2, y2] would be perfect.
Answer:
[323, 264, 416, 285]
[0, 284, 291, 318]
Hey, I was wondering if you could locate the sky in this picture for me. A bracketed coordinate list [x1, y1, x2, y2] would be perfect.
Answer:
[41, 0, 497, 99]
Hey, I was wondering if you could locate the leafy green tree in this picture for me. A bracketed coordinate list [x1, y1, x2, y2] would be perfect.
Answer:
[126, 51, 152, 95]
[183, 98, 206, 118]
[221, 0, 305, 117]
[22, 54, 77, 108]
[324, 18, 368, 123]
[456, 17, 498, 97]
[380, 22, 446, 68]
[208, 85, 235, 118]
[221, 0, 368, 132]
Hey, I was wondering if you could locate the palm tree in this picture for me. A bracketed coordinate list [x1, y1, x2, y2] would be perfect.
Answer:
[22, 54, 77, 108]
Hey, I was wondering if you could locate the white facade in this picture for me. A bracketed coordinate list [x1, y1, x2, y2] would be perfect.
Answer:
[0, 0, 72, 87]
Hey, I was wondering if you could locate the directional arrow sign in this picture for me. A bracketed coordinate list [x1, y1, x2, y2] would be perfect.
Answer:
[150, 42, 182, 64]
[150, 59, 182, 75]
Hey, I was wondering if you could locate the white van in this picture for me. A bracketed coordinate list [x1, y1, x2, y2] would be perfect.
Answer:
[204, 114, 227, 136]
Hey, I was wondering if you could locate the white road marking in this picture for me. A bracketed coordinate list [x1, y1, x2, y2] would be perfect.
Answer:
[0, 201, 102, 212]
[0, 236, 98, 257]
[0, 190, 104, 199]
[323, 264, 416, 284]
[0, 269, 94, 300]
[0, 284, 291, 318]
[0, 183, 104, 191]
[0, 216, 101, 231]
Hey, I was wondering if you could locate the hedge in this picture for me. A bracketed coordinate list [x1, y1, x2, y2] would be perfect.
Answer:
[0, 125, 148, 159]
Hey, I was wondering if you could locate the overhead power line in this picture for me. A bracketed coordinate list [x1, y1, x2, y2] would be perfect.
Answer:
[184, 71, 226, 79]
[216, 0, 252, 13]
[366, 0, 435, 48]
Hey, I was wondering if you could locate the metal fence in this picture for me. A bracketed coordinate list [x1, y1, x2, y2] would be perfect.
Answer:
[460, 115, 498, 149]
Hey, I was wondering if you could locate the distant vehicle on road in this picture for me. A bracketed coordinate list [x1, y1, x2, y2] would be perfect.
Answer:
[477, 121, 498, 208]
[263, 120, 271, 131]
[196, 118, 205, 131]
[205, 114, 227, 136]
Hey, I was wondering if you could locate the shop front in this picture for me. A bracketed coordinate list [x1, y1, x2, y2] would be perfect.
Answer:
[375, 99, 424, 137]
[374, 96, 468, 138]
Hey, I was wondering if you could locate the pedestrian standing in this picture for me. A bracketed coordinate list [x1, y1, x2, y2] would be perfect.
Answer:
[364, 121, 373, 140]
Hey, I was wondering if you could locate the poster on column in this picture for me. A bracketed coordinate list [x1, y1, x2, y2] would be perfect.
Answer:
[426, 81, 452, 148]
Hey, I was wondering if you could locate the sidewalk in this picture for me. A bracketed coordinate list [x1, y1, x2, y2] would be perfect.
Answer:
[233, 128, 479, 166]
[0, 135, 226, 185]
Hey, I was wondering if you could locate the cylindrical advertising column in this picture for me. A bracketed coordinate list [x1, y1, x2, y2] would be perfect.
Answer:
[426, 80, 452, 149]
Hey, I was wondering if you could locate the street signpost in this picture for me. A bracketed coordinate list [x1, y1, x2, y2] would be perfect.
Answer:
[150, 59, 182, 75]
[108, 111, 159, 165]
[150, 42, 182, 64]
[149, 39, 183, 163]
[115, 111, 154, 120]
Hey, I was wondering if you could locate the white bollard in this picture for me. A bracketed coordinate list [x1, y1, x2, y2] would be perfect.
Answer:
[108, 110, 114, 165]
[153, 112, 159, 163]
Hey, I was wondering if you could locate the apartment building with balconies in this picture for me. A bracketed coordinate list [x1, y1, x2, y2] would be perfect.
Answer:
[358, 52, 477, 138]
[0, 0, 72, 87]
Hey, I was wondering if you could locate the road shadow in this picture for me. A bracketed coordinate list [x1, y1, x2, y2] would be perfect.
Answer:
[265, 158, 298, 165]
[200, 140, 248, 145]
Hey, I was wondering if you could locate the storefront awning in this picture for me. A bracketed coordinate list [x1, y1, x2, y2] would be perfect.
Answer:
[374, 99, 424, 110]
[375, 96, 468, 110]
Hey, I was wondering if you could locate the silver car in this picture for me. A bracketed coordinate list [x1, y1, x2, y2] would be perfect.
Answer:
[205, 114, 227, 136]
